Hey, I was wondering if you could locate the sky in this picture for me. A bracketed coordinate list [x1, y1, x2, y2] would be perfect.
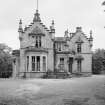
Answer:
[0, 0, 105, 50]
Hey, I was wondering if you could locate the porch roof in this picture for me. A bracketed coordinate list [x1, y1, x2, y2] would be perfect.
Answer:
[54, 37, 66, 43]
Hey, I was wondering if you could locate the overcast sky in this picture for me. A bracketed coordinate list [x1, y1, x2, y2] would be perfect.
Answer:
[0, 0, 105, 50]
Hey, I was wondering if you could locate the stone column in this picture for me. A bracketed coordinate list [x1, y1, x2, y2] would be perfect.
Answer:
[40, 56, 43, 72]
[20, 49, 25, 73]
[46, 56, 47, 72]
[35, 56, 37, 71]
[12, 59, 17, 78]
[29, 56, 31, 72]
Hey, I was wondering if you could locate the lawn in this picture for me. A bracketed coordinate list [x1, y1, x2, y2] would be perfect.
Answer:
[0, 75, 105, 105]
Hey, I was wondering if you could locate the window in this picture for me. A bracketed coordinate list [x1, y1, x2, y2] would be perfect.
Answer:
[32, 56, 35, 71]
[59, 58, 64, 70]
[27, 56, 29, 71]
[39, 36, 41, 47]
[60, 58, 64, 65]
[35, 36, 41, 48]
[77, 60, 81, 72]
[77, 44, 81, 53]
[36, 36, 38, 48]
[55, 43, 58, 50]
[36, 56, 40, 71]
[56, 43, 62, 51]
[31, 56, 41, 71]
[13, 59, 16, 65]
[43, 56, 46, 72]
[58, 43, 61, 51]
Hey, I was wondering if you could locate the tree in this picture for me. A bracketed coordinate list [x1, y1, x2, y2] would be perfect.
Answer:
[102, 1, 105, 5]
[92, 49, 105, 74]
[0, 43, 12, 78]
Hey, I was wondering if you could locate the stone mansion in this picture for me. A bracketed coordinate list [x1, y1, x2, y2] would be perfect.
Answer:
[12, 9, 93, 78]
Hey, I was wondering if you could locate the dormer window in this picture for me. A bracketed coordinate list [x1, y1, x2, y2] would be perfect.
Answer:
[77, 43, 81, 53]
[55, 43, 62, 51]
[76, 37, 83, 53]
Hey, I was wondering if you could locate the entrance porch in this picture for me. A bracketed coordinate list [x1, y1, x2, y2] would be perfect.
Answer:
[55, 54, 74, 73]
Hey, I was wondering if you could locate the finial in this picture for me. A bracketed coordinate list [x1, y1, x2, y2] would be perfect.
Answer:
[33, 10, 41, 22]
[24, 25, 27, 31]
[76, 27, 82, 32]
[18, 19, 23, 32]
[67, 29, 68, 33]
[90, 30, 92, 35]
[33, 0, 41, 22]
[52, 20, 54, 25]
[19, 19, 22, 24]
[89, 30, 93, 47]
[89, 30, 93, 41]
[50, 20, 55, 33]
[64, 29, 69, 37]
[51, 20, 55, 29]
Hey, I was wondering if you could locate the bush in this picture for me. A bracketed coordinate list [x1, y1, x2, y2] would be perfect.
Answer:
[92, 49, 105, 74]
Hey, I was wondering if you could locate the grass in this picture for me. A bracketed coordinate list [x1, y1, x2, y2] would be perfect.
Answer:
[0, 75, 105, 105]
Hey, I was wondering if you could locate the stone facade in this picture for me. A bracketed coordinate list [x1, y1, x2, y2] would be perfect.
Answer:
[12, 10, 93, 78]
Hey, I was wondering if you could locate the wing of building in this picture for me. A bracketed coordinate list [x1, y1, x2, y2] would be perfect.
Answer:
[12, 9, 93, 78]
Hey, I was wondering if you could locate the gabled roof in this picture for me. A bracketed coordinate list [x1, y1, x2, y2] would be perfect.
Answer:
[23, 10, 51, 34]
[70, 27, 89, 42]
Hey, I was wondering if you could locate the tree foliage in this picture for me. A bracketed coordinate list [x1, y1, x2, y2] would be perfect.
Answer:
[92, 49, 105, 74]
[0, 43, 12, 78]
[102, 1, 105, 5]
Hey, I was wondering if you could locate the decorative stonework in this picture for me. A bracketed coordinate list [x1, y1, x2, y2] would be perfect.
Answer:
[29, 26, 45, 36]
[75, 37, 84, 43]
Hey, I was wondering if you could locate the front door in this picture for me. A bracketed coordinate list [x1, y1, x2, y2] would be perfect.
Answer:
[68, 57, 73, 73]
